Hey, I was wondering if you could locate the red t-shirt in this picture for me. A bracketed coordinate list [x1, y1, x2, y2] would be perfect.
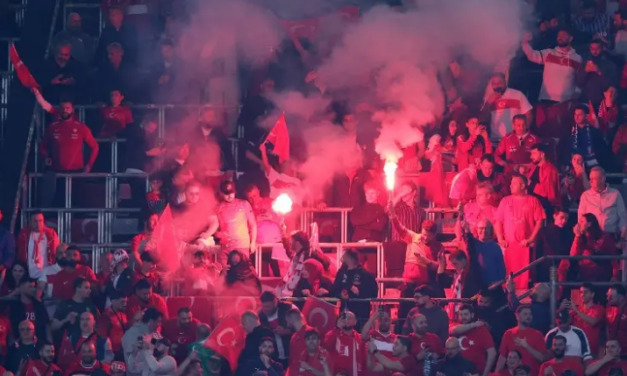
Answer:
[0, 316, 10, 356]
[96, 307, 127, 353]
[499, 327, 546, 376]
[126, 294, 169, 320]
[161, 318, 199, 363]
[495, 133, 539, 165]
[368, 331, 398, 376]
[571, 304, 605, 354]
[538, 358, 584, 376]
[597, 360, 627, 376]
[451, 324, 495, 373]
[408, 332, 444, 376]
[40, 119, 99, 171]
[65, 360, 110, 376]
[48, 266, 98, 301]
[99, 105, 133, 138]
[293, 347, 335, 376]
[607, 305, 627, 356]
[27, 360, 62, 376]
[400, 354, 421, 376]
[289, 325, 313, 373]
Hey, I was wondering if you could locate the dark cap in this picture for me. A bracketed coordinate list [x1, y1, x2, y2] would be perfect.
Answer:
[556, 309, 571, 323]
[219, 180, 236, 195]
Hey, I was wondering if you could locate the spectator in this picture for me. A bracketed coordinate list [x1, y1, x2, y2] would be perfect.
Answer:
[215, 180, 257, 263]
[223, 250, 262, 296]
[96, 7, 139, 66]
[58, 312, 114, 369]
[240, 311, 277, 367]
[433, 337, 477, 376]
[460, 183, 498, 236]
[259, 292, 294, 368]
[606, 284, 627, 357]
[128, 337, 176, 376]
[482, 72, 533, 139]
[585, 340, 627, 376]
[126, 279, 169, 320]
[6, 320, 38, 373]
[521, 28, 581, 103]
[537, 207, 573, 282]
[97, 290, 128, 360]
[566, 284, 606, 357]
[92, 44, 138, 104]
[595, 86, 621, 136]
[36, 243, 68, 299]
[407, 314, 445, 370]
[331, 249, 378, 325]
[497, 350, 523, 376]
[44, 245, 98, 301]
[53, 13, 95, 65]
[16, 211, 60, 279]
[578, 167, 627, 237]
[494, 115, 539, 173]
[0, 209, 15, 269]
[611, 120, 627, 173]
[462, 219, 506, 287]
[475, 288, 517, 350]
[162, 308, 200, 364]
[293, 258, 332, 308]
[285, 308, 314, 373]
[361, 307, 396, 363]
[133, 252, 165, 295]
[23, 342, 62, 376]
[65, 342, 111, 376]
[0, 260, 28, 297]
[105, 249, 135, 299]
[449, 305, 497, 376]
[259, 142, 304, 206]
[236, 337, 284, 376]
[291, 328, 333, 376]
[497, 305, 547, 375]
[6, 278, 51, 344]
[401, 285, 449, 344]
[528, 142, 561, 210]
[149, 39, 181, 103]
[172, 180, 219, 257]
[573, 1, 612, 42]
[545, 309, 593, 361]
[569, 106, 611, 169]
[322, 311, 364, 376]
[456, 116, 492, 170]
[98, 88, 134, 141]
[614, 10, 627, 60]
[122, 308, 164, 371]
[563, 153, 590, 204]
[538, 335, 585, 376]
[495, 174, 545, 289]
[578, 39, 619, 107]
[476, 154, 509, 202]
[281, 230, 332, 297]
[51, 277, 100, 334]
[181, 251, 219, 296]
[40, 41, 86, 104]
[124, 118, 164, 179]
[437, 250, 481, 320]
[191, 108, 236, 182]
[349, 181, 388, 243]
[366, 336, 420, 375]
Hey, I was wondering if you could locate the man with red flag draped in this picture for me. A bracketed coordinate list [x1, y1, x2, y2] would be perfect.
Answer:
[322, 311, 364, 376]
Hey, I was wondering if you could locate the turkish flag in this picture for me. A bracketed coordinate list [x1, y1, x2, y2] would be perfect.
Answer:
[9, 43, 39, 89]
[153, 205, 179, 271]
[166, 296, 215, 328]
[264, 113, 290, 163]
[204, 315, 246, 372]
[302, 297, 338, 338]
[218, 296, 260, 320]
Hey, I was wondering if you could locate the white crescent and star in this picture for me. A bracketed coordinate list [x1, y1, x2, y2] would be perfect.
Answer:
[216, 328, 235, 347]
[236, 297, 258, 312]
[308, 307, 329, 328]
[458, 336, 474, 351]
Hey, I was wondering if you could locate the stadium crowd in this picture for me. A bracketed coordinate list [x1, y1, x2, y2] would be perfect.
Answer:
[2, 0, 627, 376]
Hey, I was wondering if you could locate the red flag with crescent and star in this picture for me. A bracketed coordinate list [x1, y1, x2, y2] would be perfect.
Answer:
[302, 297, 338, 338]
[264, 113, 290, 163]
[204, 315, 246, 372]
[152, 205, 179, 271]
[217, 295, 260, 320]
[9, 43, 39, 89]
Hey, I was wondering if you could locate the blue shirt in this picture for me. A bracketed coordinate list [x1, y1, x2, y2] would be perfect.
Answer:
[470, 238, 506, 286]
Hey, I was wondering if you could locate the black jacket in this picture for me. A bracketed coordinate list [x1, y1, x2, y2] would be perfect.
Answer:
[235, 356, 284, 376]
[4, 299, 49, 342]
[6, 340, 39, 373]
[433, 354, 476, 376]
[436, 268, 481, 299]
[258, 302, 293, 359]
[238, 325, 278, 366]
[293, 277, 333, 310]
[331, 265, 378, 322]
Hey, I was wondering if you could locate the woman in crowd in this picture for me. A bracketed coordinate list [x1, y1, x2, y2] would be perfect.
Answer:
[293, 258, 333, 309]
[223, 250, 261, 296]
[279, 230, 332, 297]
[0, 261, 28, 297]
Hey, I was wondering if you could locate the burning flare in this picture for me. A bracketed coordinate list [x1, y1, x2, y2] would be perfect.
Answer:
[384, 160, 398, 191]
[272, 193, 293, 215]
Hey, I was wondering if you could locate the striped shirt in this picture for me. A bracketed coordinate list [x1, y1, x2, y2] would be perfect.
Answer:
[572, 14, 611, 37]
[391, 200, 424, 242]
[545, 325, 593, 361]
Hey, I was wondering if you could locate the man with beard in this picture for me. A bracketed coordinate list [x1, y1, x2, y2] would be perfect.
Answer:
[292, 329, 333, 376]
[522, 28, 582, 103]
[362, 307, 397, 369]
[407, 314, 444, 372]
[449, 305, 496, 376]
[23, 342, 62, 376]
[66, 342, 111, 376]
[459, 183, 497, 238]
[476, 155, 508, 203]
[545, 309, 593, 361]
[577, 39, 618, 107]
[286, 308, 313, 374]
[162, 307, 200, 364]
[97, 290, 128, 360]
[121, 308, 163, 372]
[367, 336, 420, 375]
[508, 282, 552, 334]
[585, 340, 627, 376]
[331, 249, 378, 325]
[569, 107, 611, 169]
[126, 279, 168, 320]
[402, 285, 449, 344]
[433, 337, 477, 376]
[528, 143, 561, 212]
[6, 321, 39, 373]
[44, 245, 98, 301]
[539, 336, 584, 376]
[482, 72, 533, 139]
[53, 13, 94, 65]
[240, 311, 277, 366]
[39, 42, 86, 104]
[36, 243, 67, 299]
[259, 292, 294, 368]
[606, 285, 627, 358]
[58, 312, 114, 369]
[496, 306, 546, 376]
[6, 278, 51, 343]
[236, 337, 284, 376]
[216, 180, 257, 265]
[51, 278, 100, 335]
[494, 115, 539, 173]
[323, 311, 365, 376]
[495, 174, 545, 289]
[128, 337, 176, 376]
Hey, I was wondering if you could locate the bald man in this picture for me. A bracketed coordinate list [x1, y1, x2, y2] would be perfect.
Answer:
[239, 311, 276, 367]
[323, 311, 364, 376]
[6, 320, 38, 372]
[407, 314, 444, 371]
[433, 337, 477, 376]
[65, 342, 111, 376]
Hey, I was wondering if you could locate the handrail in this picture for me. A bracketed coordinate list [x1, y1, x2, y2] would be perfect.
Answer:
[22, 207, 141, 213]
[28, 172, 149, 178]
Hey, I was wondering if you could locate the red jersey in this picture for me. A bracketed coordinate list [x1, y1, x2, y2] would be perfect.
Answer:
[126, 293, 169, 320]
[161, 318, 199, 363]
[538, 358, 584, 376]
[408, 332, 444, 376]
[96, 307, 127, 353]
[26, 359, 62, 376]
[368, 331, 397, 376]
[607, 304, 627, 356]
[399, 354, 421, 376]
[495, 132, 539, 165]
[293, 347, 335, 376]
[596, 360, 627, 376]
[571, 304, 605, 354]
[0, 316, 9, 356]
[323, 328, 364, 376]
[99, 106, 133, 138]
[289, 325, 314, 373]
[451, 324, 495, 374]
[65, 360, 110, 376]
[40, 119, 99, 171]
[48, 266, 98, 301]
[499, 327, 546, 376]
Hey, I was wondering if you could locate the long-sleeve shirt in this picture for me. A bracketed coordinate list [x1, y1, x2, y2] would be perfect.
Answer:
[522, 42, 582, 102]
[578, 186, 627, 234]
[127, 351, 176, 376]
[0, 227, 15, 268]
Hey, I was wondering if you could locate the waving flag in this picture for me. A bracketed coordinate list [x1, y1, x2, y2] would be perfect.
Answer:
[204, 315, 246, 372]
[302, 297, 338, 338]
[264, 113, 290, 163]
[153, 205, 179, 271]
[10, 43, 39, 89]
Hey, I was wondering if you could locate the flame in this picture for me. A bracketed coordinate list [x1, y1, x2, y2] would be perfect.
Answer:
[272, 193, 293, 215]
[384, 160, 398, 191]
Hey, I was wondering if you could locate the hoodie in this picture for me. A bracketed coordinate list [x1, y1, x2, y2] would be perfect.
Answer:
[331, 265, 378, 322]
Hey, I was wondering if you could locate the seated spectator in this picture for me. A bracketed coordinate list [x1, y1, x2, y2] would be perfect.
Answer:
[0, 261, 28, 297]
[322, 311, 364, 376]
[91, 44, 137, 104]
[433, 337, 477, 376]
[585, 340, 627, 376]
[121, 308, 164, 367]
[58, 312, 114, 368]
[437, 250, 481, 320]
[367, 336, 420, 375]
[0, 209, 15, 270]
[51, 277, 100, 335]
[240, 311, 276, 367]
[456, 116, 492, 170]
[476, 154, 509, 202]
[407, 314, 444, 371]
[494, 115, 538, 174]
[401, 285, 449, 344]
[95, 7, 138, 66]
[126, 279, 169, 320]
[450, 305, 497, 376]
[65, 342, 111, 376]
[127, 337, 176, 376]
[162, 307, 200, 364]
[462, 219, 506, 287]
[16, 211, 59, 280]
[545, 310, 593, 361]
[606, 285, 627, 358]
[40, 41, 86, 104]
[23, 342, 62, 376]
[562, 153, 589, 204]
[568, 106, 612, 170]
[96, 290, 128, 360]
[482, 72, 533, 139]
[539, 335, 585, 376]
[495, 350, 523, 376]
[578, 39, 619, 108]
[331, 249, 378, 325]
[222, 250, 262, 297]
[496, 306, 546, 376]
[53, 13, 95, 65]
[6, 278, 51, 344]
[6, 320, 39, 373]
[293, 258, 332, 308]
[98, 88, 134, 138]
[45, 245, 98, 301]
[291, 328, 333, 376]
[236, 337, 284, 376]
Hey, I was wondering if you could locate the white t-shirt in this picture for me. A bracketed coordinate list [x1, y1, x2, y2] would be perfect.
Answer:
[485, 88, 533, 139]
[28, 232, 49, 279]
[267, 168, 303, 205]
